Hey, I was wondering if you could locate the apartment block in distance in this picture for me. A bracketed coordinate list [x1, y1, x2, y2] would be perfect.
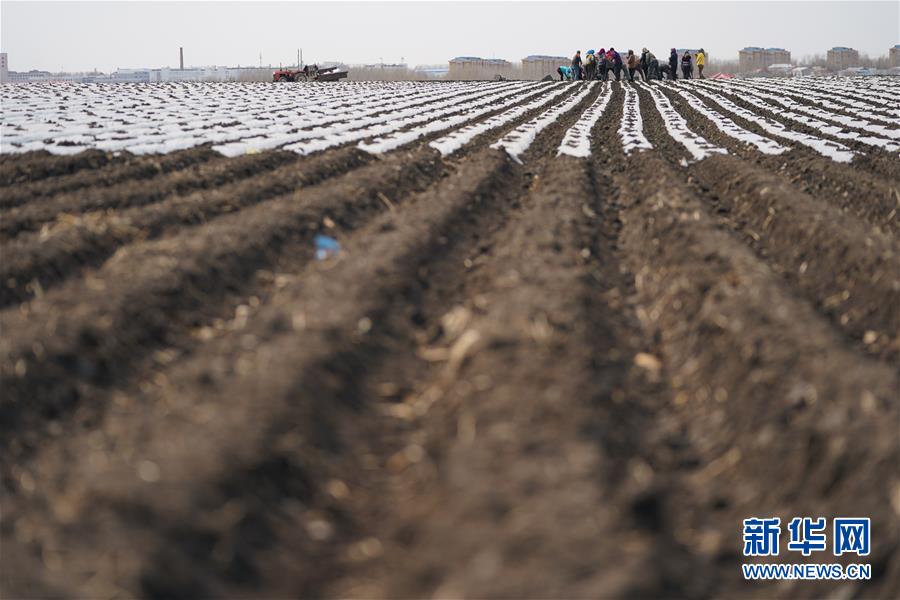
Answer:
[521, 55, 569, 80]
[739, 47, 791, 71]
[827, 46, 859, 70]
[449, 56, 513, 80]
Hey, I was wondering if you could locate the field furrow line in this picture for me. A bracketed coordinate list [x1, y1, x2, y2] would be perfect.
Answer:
[355, 83, 559, 155]
[557, 83, 614, 157]
[213, 81, 528, 157]
[703, 80, 900, 146]
[428, 83, 573, 156]
[738, 79, 900, 122]
[757, 79, 900, 121]
[0, 147, 220, 210]
[655, 84, 900, 236]
[634, 84, 899, 360]
[284, 82, 545, 156]
[639, 82, 727, 161]
[614, 157, 898, 600]
[0, 150, 127, 188]
[0, 150, 299, 239]
[0, 148, 526, 597]
[618, 83, 652, 154]
[683, 83, 856, 162]
[661, 84, 788, 155]
[0, 147, 379, 306]
[0, 147, 446, 437]
[491, 82, 597, 162]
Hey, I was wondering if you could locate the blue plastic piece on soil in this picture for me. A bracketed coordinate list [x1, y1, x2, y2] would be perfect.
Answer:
[314, 234, 340, 260]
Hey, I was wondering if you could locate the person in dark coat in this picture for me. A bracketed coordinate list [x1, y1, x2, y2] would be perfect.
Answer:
[669, 48, 679, 80]
[681, 51, 693, 79]
[572, 50, 583, 81]
[609, 47, 623, 81]
[640, 48, 660, 80]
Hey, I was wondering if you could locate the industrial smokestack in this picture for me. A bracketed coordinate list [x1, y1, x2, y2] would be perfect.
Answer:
[179, 47, 184, 70]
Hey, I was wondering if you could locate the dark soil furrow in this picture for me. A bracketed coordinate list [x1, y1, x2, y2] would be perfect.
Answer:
[0, 85, 590, 307]
[654, 84, 900, 236]
[0, 147, 375, 307]
[613, 155, 899, 598]
[338, 158, 695, 598]
[0, 147, 443, 446]
[690, 82, 900, 182]
[0, 149, 126, 188]
[0, 148, 523, 598]
[0, 146, 220, 210]
[0, 149, 298, 239]
[633, 83, 899, 361]
[2, 80, 899, 600]
[734, 82, 900, 127]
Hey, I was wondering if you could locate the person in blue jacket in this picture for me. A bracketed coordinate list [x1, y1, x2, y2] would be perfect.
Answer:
[557, 65, 574, 81]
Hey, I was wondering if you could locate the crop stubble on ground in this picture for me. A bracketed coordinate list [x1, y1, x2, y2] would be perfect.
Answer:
[1, 78, 898, 598]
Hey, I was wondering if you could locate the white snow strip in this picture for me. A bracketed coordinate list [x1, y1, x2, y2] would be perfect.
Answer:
[0, 81, 518, 155]
[284, 82, 541, 155]
[491, 83, 596, 162]
[618, 83, 652, 154]
[428, 84, 571, 156]
[728, 78, 900, 123]
[707, 80, 900, 144]
[665, 84, 787, 155]
[640, 82, 726, 161]
[557, 84, 614, 157]
[357, 83, 548, 154]
[284, 84, 533, 154]
[683, 84, 855, 163]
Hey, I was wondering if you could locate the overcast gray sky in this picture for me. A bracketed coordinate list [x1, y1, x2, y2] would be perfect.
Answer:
[2, 1, 898, 72]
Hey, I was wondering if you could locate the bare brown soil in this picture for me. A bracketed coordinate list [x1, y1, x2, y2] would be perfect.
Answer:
[1, 81, 898, 600]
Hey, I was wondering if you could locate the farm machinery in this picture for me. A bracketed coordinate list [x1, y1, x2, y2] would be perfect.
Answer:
[273, 65, 348, 82]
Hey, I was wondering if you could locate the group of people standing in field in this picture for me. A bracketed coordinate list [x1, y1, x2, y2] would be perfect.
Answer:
[559, 48, 706, 82]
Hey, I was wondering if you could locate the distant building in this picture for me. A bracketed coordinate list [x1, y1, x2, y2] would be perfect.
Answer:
[111, 68, 151, 83]
[739, 47, 791, 72]
[148, 66, 270, 82]
[449, 56, 513, 80]
[413, 64, 449, 79]
[891, 44, 900, 67]
[521, 55, 569, 80]
[827, 47, 859, 70]
[0, 53, 8, 82]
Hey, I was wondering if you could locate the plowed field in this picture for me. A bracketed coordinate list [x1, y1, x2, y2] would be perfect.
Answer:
[1, 78, 898, 598]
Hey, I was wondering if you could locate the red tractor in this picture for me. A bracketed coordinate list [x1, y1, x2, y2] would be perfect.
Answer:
[273, 65, 348, 82]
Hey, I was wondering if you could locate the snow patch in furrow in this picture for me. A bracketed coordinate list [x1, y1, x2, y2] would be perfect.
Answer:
[0, 81, 514, 156]
[727, 79, 900, 124]
[284, 82, 539, 155]
[358, 83, 546, 154]
[428, 83, 571, 156]
[490, 83, 596, 162]
[618, 83, 652, 154]
[709, 80, 900, 143]
[640, 82, 726, 161]
[664, 85, 787, 155]
[557, 84, 614, 157]
[684, 84, 855, 163]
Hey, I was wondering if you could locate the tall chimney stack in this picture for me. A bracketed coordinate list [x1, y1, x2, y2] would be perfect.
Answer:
[179, 47, 184, 70]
